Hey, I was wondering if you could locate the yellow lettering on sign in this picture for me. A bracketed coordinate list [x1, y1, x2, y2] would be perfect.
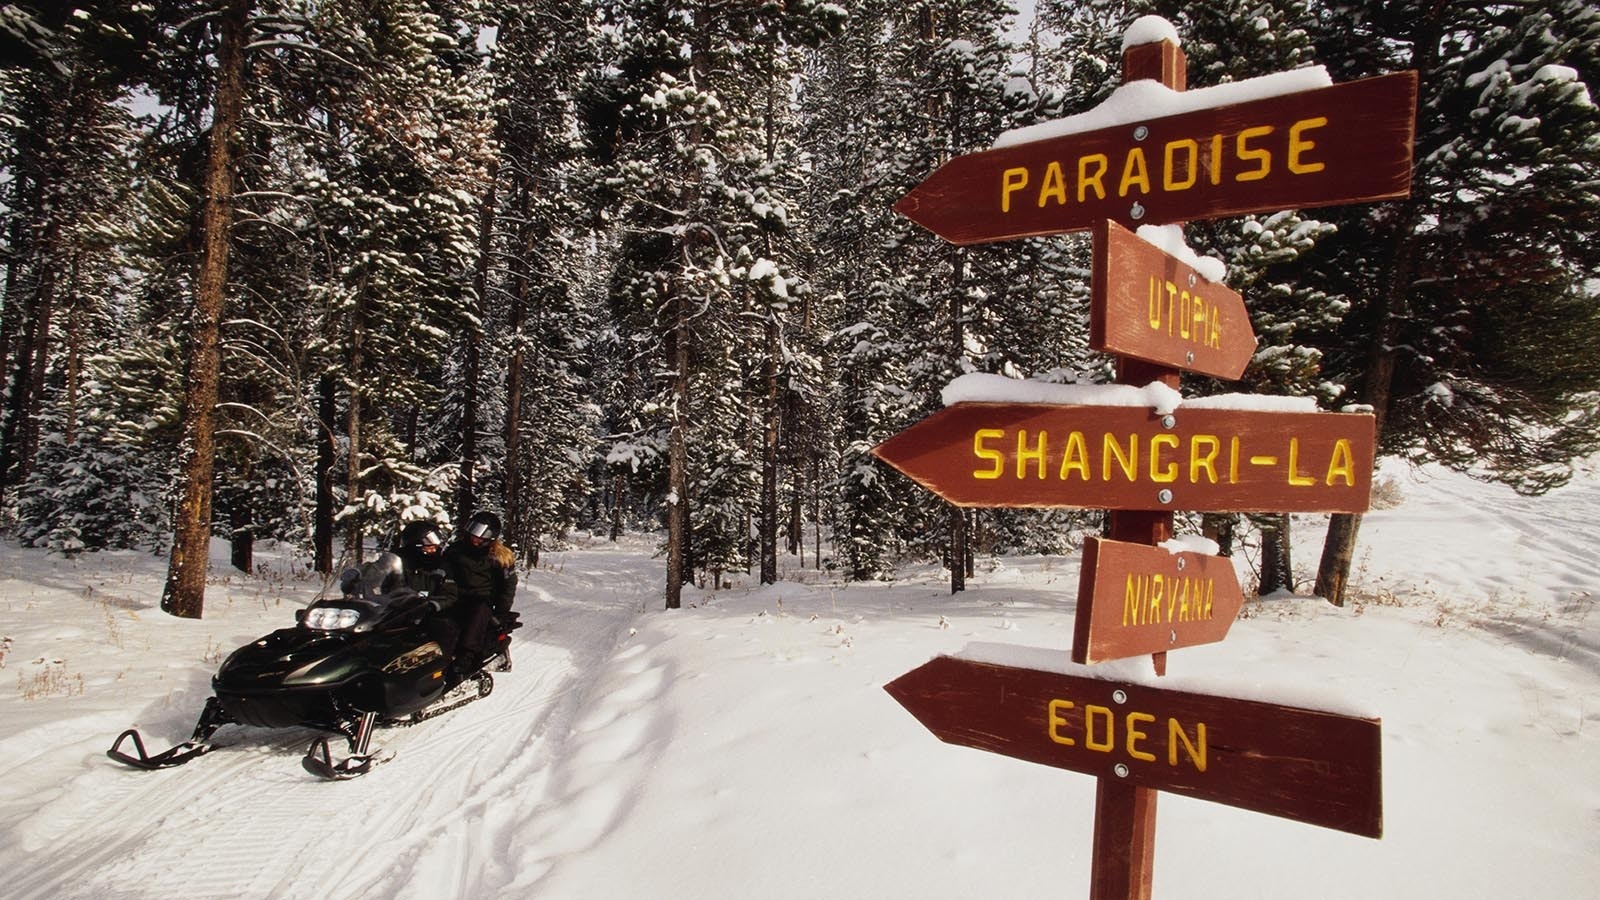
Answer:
[1150, 433, 1180, 483]
[1288, 117, 1328, 174]
[1038, 161, 1067, 207]
[1326, 438, 1357, 486]
[1236, 126, 1273, 182]
[1287, 437, 1316, 486]
[1190, 434, 1221, 483]
[1001, 167, 1029, 213]
[1043, 697, 1209, 773]
[1170, 719, 1207, 771]
[1123, 574, 1144, 626]
[1078, 154, 1109, 201]
[1017, 430, 1048, 479]
[1105, 433, 1138, 482]
[1126, 712, 1157, 762]
[1047, 699, 1076, 746]
[1164, 139, 1198, 191]
[1085, 704, 1115, 752]
[966, 427, 1361, 496]
[973, 428, 1005, 480]
[1059, 430, 1090, 481]
[1119, 148, 1150, 197]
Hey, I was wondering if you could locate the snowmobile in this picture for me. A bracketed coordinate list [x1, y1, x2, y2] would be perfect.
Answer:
[107, 553, 519, 779]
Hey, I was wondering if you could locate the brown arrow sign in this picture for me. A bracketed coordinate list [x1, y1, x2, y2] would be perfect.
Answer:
[872, 401, 1374, 513]
[894, 71, 1416, 245]
[1092, 219, 1256, 380]
[885, 656, 1383, 838]
[1071, 537, 1245, 665]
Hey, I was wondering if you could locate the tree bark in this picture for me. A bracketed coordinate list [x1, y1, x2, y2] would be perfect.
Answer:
[161, 0, 249, 619]
[665, 283, 689, 610]
[1255, 513, 1292, 595]
[459, 158, 498, 526]
[313, 372, 335, 574]
[760, 313, 779, 584]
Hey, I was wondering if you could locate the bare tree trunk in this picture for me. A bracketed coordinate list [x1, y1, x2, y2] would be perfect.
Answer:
[665, 285, 689, 610]
[1255, 513, 1292, 595]
[504, 209, 530, 555]
[314, 372, 335, 574]
[760, 313, 779, 584]
[459, 159, 498, 525]
[1316, 15, 1441, 608]
[230, 500, 253, 573]
[161, 0, 249, 619]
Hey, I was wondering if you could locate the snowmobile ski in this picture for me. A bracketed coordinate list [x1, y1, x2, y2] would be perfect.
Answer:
[106, 730, 215, 770]
[106, 696, 233, 770]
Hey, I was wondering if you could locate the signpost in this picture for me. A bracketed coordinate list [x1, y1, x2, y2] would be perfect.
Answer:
[893, 71, 1417, 246]
[880, 21, 1414, 900]
[885, 656, 1383, 838]
[1091, 219, 1256, 380]
[871, 401, 1376, 513]
[1071, 537, 1245, 665]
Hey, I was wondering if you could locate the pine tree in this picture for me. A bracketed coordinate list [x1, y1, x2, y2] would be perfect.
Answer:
[1297, 0, 1600, 604]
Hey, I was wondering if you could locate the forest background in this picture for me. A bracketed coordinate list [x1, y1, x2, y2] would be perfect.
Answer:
[1, 0, 1596, 614]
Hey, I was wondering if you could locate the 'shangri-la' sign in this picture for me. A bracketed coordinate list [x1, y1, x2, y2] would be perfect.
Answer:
[871, 401, 1375, 513]
[1072, 537, 1245, 665]
[893, 71, 1417, 245]
[1091, 219, 1256, 380]
[885, 656, 1383, 838]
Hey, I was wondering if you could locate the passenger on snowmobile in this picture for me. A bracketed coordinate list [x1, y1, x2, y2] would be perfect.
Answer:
[441, 510, 519, 675]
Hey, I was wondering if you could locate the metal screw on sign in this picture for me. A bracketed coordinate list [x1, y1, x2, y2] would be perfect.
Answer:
[1188, 272, 1198, 287]
[1161, 415, 1176, 429]
[1113, 689, 1129, 704]
[1157, 489, 1174, 504]
[1186, 350, 1196, 365]
[1175, 557, 1186, 571]
[1114, 764, 1131, 778]
[1133, 125, 1149, 141]
[1129, 202, 1145, 220]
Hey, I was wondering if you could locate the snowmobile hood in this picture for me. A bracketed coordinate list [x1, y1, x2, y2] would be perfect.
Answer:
[213, 627, 365, 693]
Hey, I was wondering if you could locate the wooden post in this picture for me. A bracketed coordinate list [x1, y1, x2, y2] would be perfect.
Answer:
[1090, 37, 1186, 900]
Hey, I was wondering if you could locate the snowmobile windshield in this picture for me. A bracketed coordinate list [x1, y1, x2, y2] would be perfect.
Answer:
[353, 553, 407, 600]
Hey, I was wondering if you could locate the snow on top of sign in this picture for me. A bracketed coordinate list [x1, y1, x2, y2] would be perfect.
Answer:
[1121, 15, 1181, 53]
[941, 373, 1320, 415]
[1135, 223, 1227, 282]
[941, 372, 1183, 414]
[993, 65, 1333, 149]
[1160, 533, 1221, 556]
[954, 642, 1378, 718]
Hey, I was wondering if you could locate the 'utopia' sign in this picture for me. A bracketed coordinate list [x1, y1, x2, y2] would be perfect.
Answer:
[894, 71, 1417, 245]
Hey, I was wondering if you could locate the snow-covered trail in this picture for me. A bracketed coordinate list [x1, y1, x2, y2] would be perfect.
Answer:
[0, 538, 660, 900]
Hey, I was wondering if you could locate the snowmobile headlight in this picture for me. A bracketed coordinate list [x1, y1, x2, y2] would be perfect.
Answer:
[304, 607, 361, 631]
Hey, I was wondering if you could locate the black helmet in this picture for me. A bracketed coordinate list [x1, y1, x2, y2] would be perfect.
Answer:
[398, 520, 446, 553]
[466, 510, 501, 542]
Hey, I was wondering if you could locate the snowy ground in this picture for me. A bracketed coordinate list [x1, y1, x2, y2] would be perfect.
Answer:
[0, 460, 1596, 900]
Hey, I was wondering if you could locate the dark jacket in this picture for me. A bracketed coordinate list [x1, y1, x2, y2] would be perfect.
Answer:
[442, 539, 517, 616]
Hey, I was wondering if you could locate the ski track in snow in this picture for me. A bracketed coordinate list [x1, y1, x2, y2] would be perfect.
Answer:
[0, 544, 660, 900]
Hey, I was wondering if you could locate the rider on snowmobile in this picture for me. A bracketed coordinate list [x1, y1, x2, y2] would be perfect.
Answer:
[441, 510, 518, 673]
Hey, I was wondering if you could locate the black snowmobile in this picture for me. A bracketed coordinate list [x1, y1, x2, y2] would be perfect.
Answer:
[107, 553, 519, 779]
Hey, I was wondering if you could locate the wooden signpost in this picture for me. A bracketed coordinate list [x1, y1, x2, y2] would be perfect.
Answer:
[1092, 219, 1256, 380]
[885, 656, 1383, 838]
[893, 70, 1417, 246]
[871, 401, 1376, 513]
[881, 22, 1414, 900]
[1071, 537, 1245, 665]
